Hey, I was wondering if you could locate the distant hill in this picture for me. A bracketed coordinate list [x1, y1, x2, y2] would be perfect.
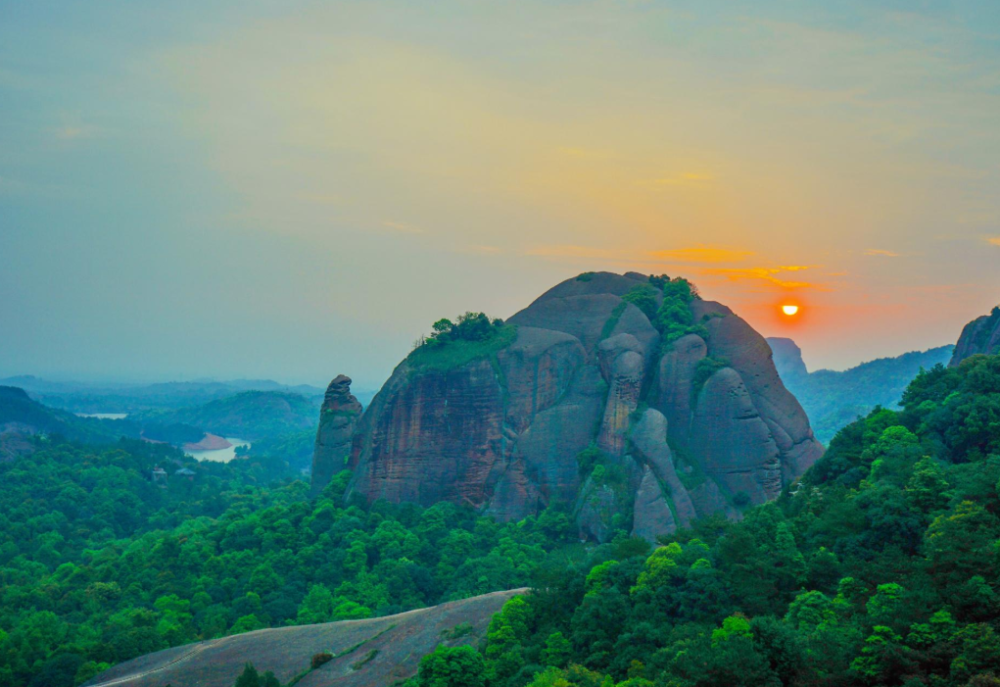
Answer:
[0, 376, 328, 414]
[87, 589, 524, 687]
[132, 391, 320, 441]
[0, 386, 131, 459]
[767, 338, 954, 444]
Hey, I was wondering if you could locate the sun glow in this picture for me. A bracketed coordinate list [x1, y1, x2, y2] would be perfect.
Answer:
[781, 304, 800, 316]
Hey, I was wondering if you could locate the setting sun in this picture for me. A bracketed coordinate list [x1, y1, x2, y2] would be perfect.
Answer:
[781, 304, 800, 316]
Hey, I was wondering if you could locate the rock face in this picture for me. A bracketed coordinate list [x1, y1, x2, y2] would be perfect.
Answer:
[951, 306, 1000, 367]
[767, 337, 808, 382]
[311, 375, 362, 494]
[318, 272, 824, 542]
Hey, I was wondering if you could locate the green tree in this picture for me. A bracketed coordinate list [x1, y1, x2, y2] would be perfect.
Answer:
[417, 645, 486, 687]
[542, 632, 572, 668]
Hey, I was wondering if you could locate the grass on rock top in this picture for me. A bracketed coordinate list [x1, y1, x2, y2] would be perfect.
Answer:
[407, 325, 518, 372]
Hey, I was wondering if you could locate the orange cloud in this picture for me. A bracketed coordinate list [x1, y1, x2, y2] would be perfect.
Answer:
[698, 265, 827, 290]
[864, 248, 900, 257]
[988, 237, 1000, 247]
[648, 172, 714, 185]
[649, 245, 755, 263]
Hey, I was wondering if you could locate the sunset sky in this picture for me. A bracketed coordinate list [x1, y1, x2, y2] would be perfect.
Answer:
[3, 1, 1000, 389]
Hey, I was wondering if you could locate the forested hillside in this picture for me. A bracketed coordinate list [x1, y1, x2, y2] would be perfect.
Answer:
[395, 353, 1000, 687]
[131, 391, 319, 441]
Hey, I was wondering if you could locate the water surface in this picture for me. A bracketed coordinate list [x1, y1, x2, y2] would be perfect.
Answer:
[187, 438, 251, 463]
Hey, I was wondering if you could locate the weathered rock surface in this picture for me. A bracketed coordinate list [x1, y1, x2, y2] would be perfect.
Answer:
[86, 589, 526, 687]
[951, 306, 1000, 367]
[321, 272, 824, 542]
[767, 337, 809, 382]
[311, 375, 362, 494]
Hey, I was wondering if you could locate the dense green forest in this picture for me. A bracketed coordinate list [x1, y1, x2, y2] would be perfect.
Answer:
[8, 353, 1000, 687]
[0, 437, 575, 687]
[236, 428, 317, 472]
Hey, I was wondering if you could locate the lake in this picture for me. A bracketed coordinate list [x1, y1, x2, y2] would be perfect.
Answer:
[187, 438, 251, 463]
[76, 412, 129, 420]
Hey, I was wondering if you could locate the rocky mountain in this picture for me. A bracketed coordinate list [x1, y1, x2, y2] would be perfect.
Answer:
[950, 305, 1000, 366]
[86, 589, 524, 687]
[767, 337, 808, 383]
[312, 375, 363, 494]
[315, 272, 823, 542]
[767, 338, 955, 445]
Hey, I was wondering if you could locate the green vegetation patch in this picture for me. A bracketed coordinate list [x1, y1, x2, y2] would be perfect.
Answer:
[620, 283, 659, 321]
[599, 302, 629, 341]
[407, 313, 516, 372]
[667, 438, 709, 491]
[691, 355, 731, 402]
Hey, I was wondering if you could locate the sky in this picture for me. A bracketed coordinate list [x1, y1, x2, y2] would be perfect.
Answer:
[2, 0, 1000, 391]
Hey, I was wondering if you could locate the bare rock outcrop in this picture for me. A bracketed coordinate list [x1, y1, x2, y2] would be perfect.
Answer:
[311, 375, 362, 494]
[767, 336, 809, 382]
[87, 589, 526, 687]
[322, 272, 824, 542]
[951, 306, 1000, 367]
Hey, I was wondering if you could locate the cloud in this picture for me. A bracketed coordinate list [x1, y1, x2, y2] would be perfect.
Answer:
[381, 220, 423, 234]
[648, 172, 714, 186]
[648, 245, 754, 263]
[864, 248, 900, 257]
[698, 265, 827, 290]
[557, 147, 607, 160]
[54, 125, 95, 140]
[524, 245, 617, 260]
[988, 237, 1000, 247]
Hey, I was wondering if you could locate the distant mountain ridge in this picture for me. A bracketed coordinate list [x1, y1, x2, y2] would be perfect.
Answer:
[0, 376, 333, 414]
[767, 338, 954, 444]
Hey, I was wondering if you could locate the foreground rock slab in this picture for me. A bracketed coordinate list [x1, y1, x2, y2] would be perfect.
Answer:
[86, 589, 526, 687]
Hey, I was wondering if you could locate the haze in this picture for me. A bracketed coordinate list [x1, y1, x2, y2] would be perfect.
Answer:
[3, 0, 1000, 390]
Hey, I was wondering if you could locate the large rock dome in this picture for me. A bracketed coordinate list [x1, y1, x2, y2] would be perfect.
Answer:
[314, 272, 824, 541]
